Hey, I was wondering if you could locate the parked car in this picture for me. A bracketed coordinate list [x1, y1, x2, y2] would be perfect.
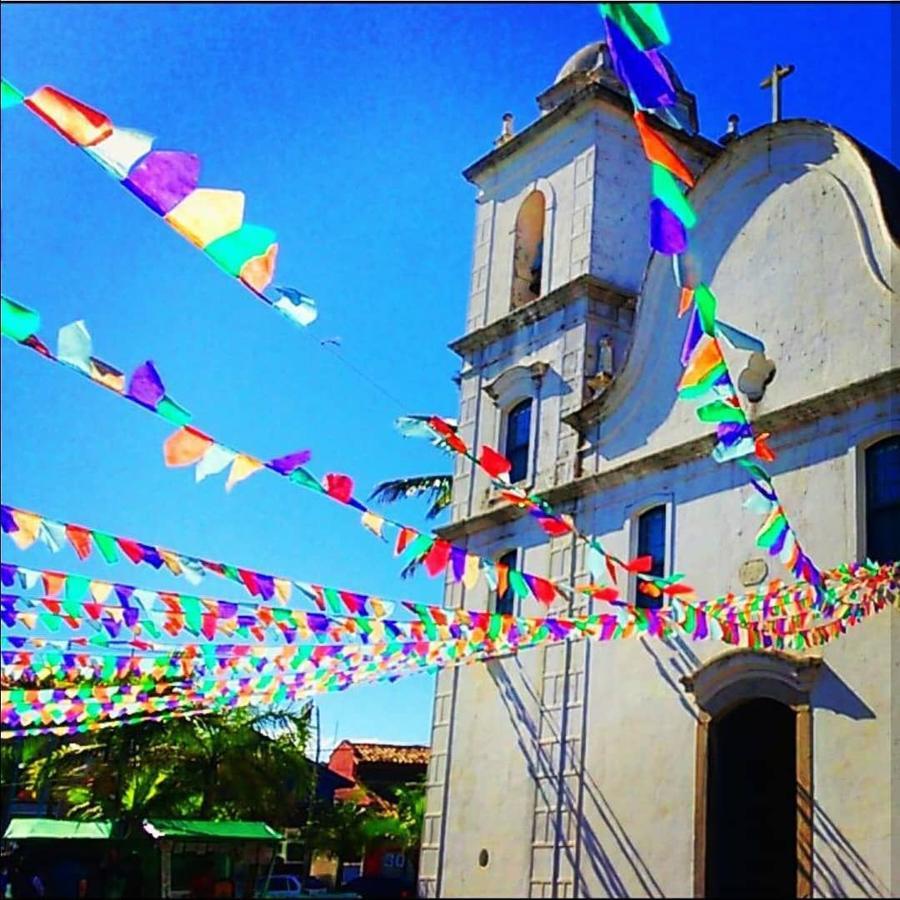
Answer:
[341, 875, 417, 899]
[256, 874, 361, 899]
[257, 874, 306, 898]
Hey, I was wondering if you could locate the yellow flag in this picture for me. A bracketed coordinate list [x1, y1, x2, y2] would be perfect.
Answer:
[89, 581, 113, 603]
[463, 554, 480, 589]
[226, 454, 264, 492]
[274, 578, 293, 605]
[361, 510, 385, 538]
[10, 510, 41, 549]
[165, 188, 246, 249]
[159, 550, 184, 576]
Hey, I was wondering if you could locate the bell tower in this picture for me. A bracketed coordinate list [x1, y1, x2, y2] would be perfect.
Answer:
[447, 40, 717, 524]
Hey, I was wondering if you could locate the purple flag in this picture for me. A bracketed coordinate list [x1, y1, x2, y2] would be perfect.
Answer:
[127, 361, 166, 410]
[604, 18, 677, 110]
[255, 574, 275, 601]
[650, 199, 687, 255]
[0, 506, 17, 533]
[138, 543, 164, 569]
[450, 547, 467, 582]
[114, 584, 135, 607]
[268, 449, 312, 475]
[123, 150, 201, 216]
[0, 564, 16, 586]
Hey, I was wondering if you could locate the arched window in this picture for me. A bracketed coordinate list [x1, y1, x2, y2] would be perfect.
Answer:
[865, 435, 900, 563]
[495, 550, 517, 616]
[636, 505, 666, 609]
[504, 399, 532, 484]
[510, 191, 545, 309]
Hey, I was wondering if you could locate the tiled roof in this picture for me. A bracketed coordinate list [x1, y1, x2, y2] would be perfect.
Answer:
[350, 743, 430, 765]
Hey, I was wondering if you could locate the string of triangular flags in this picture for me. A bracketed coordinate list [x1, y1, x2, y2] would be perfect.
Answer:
[4, 561, 897, 737]
[0, 79, 318, 328]
[597, 2, 821, 591]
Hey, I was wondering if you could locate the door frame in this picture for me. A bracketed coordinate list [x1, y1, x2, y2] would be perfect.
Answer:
[681, 649, 822, 899]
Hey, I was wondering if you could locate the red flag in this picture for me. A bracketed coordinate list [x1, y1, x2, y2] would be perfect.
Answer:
[755, 433, 777, 462]
[479, 446, 512, 479]
[538, 516, 572, 537]
[116, 538, 144, 564]
[323, 473, 354, 503]
[395, 527, 416, 556]
[525, 575, 557, 605]
[623, 555, 654, 574]
[65, 525, 93, 560]
[238, 568, 261, 597]
[424, 540, 452, 577]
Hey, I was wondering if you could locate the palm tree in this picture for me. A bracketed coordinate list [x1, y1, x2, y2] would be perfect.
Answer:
[22, 705, 314, 831]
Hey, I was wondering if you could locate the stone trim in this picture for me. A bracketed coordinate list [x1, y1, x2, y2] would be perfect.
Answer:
[439, 370, 900, 541]
[449, 274, 635, 359]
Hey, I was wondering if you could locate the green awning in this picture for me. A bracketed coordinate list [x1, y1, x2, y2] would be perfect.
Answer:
[143, 819, 282, 841]
[4, 818, 113, 840]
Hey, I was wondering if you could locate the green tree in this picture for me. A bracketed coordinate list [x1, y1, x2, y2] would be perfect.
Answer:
[21, 705, 313, 832]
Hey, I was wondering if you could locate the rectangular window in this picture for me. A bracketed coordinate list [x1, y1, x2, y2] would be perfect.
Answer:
[636, 505, 666, 609]
[505, 399, 532, 484]
[865, 436, 900, 563]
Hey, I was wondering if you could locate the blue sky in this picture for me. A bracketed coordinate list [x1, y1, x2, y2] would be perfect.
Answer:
[1, 3, 893, 748]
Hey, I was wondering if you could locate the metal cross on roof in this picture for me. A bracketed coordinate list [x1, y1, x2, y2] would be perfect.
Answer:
[760, 63, 796, 123]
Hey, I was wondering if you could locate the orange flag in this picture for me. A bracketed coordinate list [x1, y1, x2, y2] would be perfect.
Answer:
[633, 111, 695, 187]
[164, 427, 214, 467]
[677, 338, 725, 389]
[25, 86, 113, 147]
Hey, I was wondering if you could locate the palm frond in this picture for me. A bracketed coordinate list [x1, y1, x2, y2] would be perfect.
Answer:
[369, 474, 453, 519]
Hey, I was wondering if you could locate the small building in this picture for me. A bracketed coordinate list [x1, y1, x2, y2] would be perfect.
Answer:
[327, 742, 429, 804]
[321, 742, 429, 886]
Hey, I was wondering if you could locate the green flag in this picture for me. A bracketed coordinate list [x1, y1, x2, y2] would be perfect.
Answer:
[1, 294, 41, 342]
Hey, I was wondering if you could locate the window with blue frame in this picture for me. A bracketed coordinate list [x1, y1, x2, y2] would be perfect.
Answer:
[495, 550, 517, 616]
[636, 505, 666, 609]
[505, 399, 532, 484]
[865, 436, 900, 563]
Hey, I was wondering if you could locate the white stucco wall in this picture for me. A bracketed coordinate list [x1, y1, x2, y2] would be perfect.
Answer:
[422, 106, 898, 899]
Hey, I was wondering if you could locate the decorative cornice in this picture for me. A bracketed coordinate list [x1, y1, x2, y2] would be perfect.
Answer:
[484, 361, 549, 400]
[462, 81, 720, 184]
[564, 366, 900, 436]
[450, 274, 635, 359]
[680, 648, 824, 716]
[437, 370, 900, 541]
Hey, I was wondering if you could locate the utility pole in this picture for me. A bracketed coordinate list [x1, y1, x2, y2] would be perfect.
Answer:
[760, 63, 795, 123]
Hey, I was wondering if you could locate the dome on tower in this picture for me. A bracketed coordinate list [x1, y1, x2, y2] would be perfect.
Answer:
[537, 38, 697, 132]
[554, 40, 606, 83]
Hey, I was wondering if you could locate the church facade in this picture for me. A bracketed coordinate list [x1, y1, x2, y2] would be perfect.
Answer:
[418, 41, 899, 899]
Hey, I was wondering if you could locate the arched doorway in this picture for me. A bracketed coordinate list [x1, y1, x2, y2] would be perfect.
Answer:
[706, 699, 796, 898]
[681, 649, 820, 898]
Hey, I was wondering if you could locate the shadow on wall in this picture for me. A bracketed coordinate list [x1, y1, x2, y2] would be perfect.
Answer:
[592, 131, 841, 461]
[798, 786, 891, 898]
[811, 666, 876, 720]
[638, 632, 702, 722]
[488, 659, 665, 898]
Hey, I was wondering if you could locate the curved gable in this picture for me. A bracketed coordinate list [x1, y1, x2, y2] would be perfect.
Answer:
[587, 120, 898, 467]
